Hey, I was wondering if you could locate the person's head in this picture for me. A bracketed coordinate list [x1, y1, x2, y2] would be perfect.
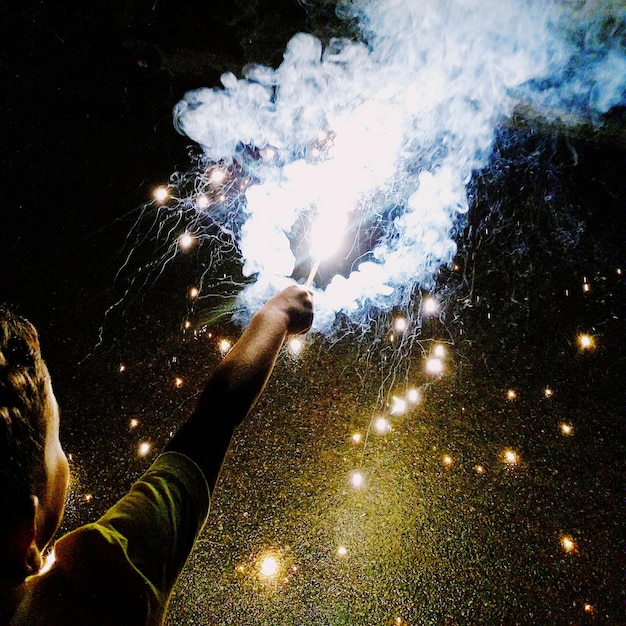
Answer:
[0, 308, 69, 587]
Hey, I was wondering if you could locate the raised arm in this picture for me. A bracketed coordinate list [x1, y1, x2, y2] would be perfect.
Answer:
[165, 285, 314, 493]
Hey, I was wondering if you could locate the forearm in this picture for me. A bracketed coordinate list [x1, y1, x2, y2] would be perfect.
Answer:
[164, 306, 290, 492]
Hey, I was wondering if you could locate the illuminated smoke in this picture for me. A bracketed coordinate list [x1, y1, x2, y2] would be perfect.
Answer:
[173, 0, 626, 333]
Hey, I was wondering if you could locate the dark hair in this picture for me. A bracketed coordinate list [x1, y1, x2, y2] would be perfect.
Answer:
[0, 307, 50, 528]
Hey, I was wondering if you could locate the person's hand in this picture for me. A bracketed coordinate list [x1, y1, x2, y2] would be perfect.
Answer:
[262, 285, 314, 335]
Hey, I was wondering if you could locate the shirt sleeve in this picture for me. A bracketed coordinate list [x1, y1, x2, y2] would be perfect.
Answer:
[98, 451, 209, 586]
[52, 451, 210, 624]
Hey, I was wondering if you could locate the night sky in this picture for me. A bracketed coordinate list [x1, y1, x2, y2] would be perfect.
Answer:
[1, 1, 625, 624]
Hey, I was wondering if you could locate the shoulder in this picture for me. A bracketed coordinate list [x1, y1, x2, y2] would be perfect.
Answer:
[99, 452, 210, 533]
[11, 453, 210, 626]
[13, 536, 149, 625]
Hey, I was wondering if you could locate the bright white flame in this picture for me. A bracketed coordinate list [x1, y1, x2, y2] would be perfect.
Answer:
[433, 344, 445, 358]
[219, 339, 232, 354]
[309, 211, 347, 261]
[337, 545, 348, 557]
[352, 433, 362, 444]
[138, 442, 151, 456]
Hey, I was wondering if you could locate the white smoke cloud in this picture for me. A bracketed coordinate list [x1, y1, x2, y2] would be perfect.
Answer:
[173, 0, 625, 333]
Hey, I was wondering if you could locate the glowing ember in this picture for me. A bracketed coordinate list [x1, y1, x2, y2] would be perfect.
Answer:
[503, 449, 519, 466]
[178, 232, 195, 250]
[195, 194, 209, 209]
[407, 388, 420, 404]
[393, 316, 408, 332]
[288, 337, 304, 356]
[426, 358, 443, 374]
[208, 168, 226, 185]
[350, 472, 364, 488]
[423, 297, 438, 315]
[374, 417, 390, 433]
[390, 396, 407, 415]
[258, 553, 280, 578]
[260, 146, 277, 160]
[153, 186, 169, 203]
[578, 333, 595, 350]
